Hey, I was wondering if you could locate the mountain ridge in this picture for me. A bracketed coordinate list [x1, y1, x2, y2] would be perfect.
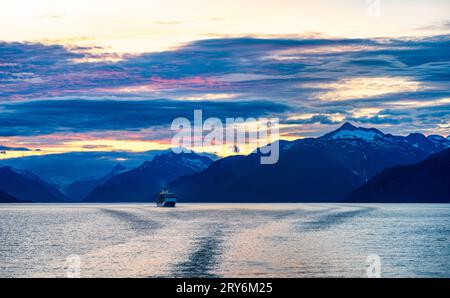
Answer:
[0, 165, 65, 202]
[64, 163, 129, 201]
[169, 122, 450, 202]
[1, 123, 449, 203]
[84, 152, 214, 202]
[345, 148, 450, 203]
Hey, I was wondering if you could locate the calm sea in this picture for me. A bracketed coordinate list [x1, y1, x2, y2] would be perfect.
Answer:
[0, 203, 449, 277]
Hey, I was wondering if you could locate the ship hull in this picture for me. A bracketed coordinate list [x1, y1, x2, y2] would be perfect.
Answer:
[156, 201, 176, 208]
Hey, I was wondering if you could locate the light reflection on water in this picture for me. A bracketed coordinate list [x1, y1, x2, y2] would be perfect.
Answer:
[0, 203, 449, 277]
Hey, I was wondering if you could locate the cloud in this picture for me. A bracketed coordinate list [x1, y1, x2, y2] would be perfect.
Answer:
[1, 36, 448, 100]
[0, 35, 449, 137]
[312, 77, 422, 101]
[284, 115, 341, 125]
[415, 20, 450, 31]
[0, 99, 288, 136]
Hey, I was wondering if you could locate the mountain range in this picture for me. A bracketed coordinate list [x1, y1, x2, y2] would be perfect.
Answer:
[1, 122, 449, 203]
[84, 152, 214, 202]
[0, 150, 172, 188]
[169, 122, 450, 202]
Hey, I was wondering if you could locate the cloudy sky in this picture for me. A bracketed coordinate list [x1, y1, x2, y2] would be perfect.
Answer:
[0, 0, 449, 157]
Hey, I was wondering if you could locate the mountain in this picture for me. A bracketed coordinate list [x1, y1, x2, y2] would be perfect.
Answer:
[0, 190, 21, 203]
[0, 149, 218, 189]
[317, 123, 449, 182]
[170, 144, 362, 202]
[406, 133, 442, 154]
[427, 134, 450, 152]
[64, 164, 128, 201]
[84, 152, 214, 202]
[345, 148, 450, 203]
[169, 122, 450, 202]
[0, 150, 172, 188]
[0, 165, 66, 202]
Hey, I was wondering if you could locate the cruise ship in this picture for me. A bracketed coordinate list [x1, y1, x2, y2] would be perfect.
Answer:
[157, 188, 176, 207]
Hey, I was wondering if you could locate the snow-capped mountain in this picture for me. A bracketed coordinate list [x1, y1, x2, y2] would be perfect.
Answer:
[169, 122, 450, 202]
[84, 152, 213, 202]
[316, 122, 450, 181]
[427, 134, 450, 152]
[321, 122, 385, 141]
[322, 122, 449, 155]
[0, 149, 173, 188]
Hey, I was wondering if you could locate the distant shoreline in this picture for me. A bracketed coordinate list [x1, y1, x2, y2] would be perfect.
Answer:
[2, 201, 449, 204]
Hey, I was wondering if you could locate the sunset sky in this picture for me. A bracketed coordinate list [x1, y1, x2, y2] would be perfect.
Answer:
[0, 0, 449, 158]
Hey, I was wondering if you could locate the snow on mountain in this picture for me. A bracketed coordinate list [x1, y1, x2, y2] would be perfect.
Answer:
[170, 122, 450, 202]
[319, 122, 449, 155]
[330, 129, 382, 141]
[321, 122, 385, 141]
[180, 155, 211, 171]
[84, 152, 213, 202]
[428, 134, 450, 150]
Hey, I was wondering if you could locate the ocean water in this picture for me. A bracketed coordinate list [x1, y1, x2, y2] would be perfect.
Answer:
[0, 203, 449, 278]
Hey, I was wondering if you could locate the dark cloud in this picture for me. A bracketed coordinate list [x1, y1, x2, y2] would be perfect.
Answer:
[283, 115, 340, 125]
[0, 145, 31, 151]
[1, 35, 447, 99]
[0, 99, 288, 136]
[346, 116, 411, 125]
[0, 35, 449, 136]
[356, 36, 450, 68]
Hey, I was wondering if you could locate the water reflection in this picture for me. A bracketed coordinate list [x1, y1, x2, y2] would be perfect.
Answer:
[0, 203, 448, 277]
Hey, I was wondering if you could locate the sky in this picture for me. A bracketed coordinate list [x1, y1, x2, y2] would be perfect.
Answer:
[0, 0, 449, 158]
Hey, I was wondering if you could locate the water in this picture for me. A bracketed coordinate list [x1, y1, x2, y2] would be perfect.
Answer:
[0, 203, 449, 278]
